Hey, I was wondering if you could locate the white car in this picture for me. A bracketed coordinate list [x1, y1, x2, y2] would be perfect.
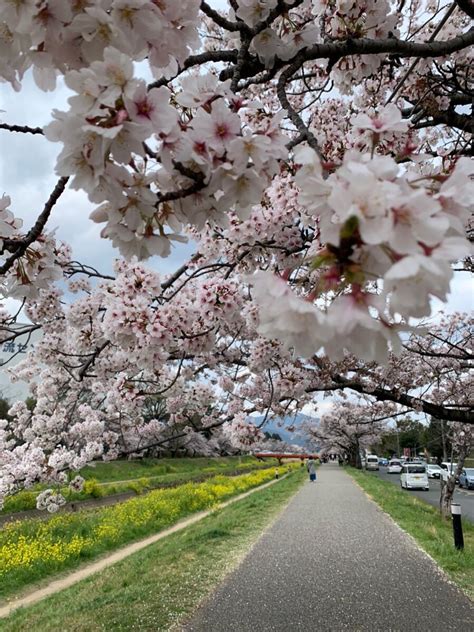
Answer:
[426, 464, 443, 479]
[387, 460, 402, 474]
[365, 455, 379, 471]
[400, 464, 429, 490]
[440, 462, 459, 482]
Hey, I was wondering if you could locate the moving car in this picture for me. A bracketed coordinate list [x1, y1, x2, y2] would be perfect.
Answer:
[426, 464, 443, 479]
[458, 468, 474, 490]
[365, 455, 379, 471]
[400, 463, 429, 490]
[387, 459, 402, 474]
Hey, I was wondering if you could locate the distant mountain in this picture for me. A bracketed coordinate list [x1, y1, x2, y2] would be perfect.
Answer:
[249, 413, 319, 448]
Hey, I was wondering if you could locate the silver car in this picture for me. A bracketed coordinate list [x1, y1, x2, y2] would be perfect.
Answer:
[387, 460, 402, 474]
[459, 468, 474, 490]
[365, 455, 379, 471]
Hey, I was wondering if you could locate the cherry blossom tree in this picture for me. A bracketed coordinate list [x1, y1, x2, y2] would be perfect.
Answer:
[301, 399, 398, 467]
[439, 422, 473, 518]
[0, 1, 473, 508]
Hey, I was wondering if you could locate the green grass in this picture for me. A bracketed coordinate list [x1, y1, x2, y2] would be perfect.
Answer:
[348, 468, 474, 599]
[80, 456, 266, 482]
[0, 465, 297, 599]
[0, 469, 305, 631]
[1, 456, 281, 516]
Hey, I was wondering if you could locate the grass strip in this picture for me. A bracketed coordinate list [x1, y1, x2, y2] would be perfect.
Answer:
[80, 455, 270, 482]
[1, 458, 282, 516]
[0, 469, 305, 631]
[348, 468, 474, 599]
[0, 464, 298, 599]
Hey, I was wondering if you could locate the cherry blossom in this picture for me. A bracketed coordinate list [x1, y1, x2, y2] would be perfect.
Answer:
[0, 0, 472, 503]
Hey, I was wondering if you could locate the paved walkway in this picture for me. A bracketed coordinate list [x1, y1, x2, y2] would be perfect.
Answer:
[182, 464, 473, 632]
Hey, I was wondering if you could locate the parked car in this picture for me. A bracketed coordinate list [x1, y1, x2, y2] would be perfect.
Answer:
[387, 460, 402, 474]
[440, 462, 459, 483]
[458, 468, 474, 490]
[378, 457, 389, 466]
[426, 464, 444, 479]
[400, 464, 429, 490]
[365, 455, 379, 471]
[440, 462, 457, 473]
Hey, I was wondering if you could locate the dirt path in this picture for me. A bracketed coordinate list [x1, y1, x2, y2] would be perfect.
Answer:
[0, 474, 288, 619]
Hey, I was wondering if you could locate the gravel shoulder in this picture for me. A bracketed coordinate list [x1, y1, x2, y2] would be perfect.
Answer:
[183, 464, 473, 632]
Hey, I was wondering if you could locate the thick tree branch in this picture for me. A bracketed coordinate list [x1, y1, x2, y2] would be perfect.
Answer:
[221, 28, 474, 82]
[327, 374, 474, 424]
[455, 0, 474, 19]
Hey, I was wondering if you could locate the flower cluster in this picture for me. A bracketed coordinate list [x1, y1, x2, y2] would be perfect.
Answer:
[0, 195, 22, 249]
[224, 413, 265, 448]
[312, 0, 399, 93]
[45, 57, 287, 259]
[36, 488, 67, 513]
[0, 0, 201, 92]
[250, 143, 473, 362]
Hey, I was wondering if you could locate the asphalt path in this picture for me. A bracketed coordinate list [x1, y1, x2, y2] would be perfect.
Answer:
[182, 464, 473, 632]
[367, 467, 474, 523]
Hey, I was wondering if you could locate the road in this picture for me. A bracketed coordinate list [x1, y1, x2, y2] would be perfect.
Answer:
[182, 465, 473, 631]
[366, 467, 474, 523]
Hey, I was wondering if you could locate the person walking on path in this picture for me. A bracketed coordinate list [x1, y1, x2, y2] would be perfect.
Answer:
[307, 458, 316, 482]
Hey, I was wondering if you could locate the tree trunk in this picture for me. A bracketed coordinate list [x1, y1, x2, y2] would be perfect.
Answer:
[439, 475, 456, 519]
[347, 445, 358, 468]
[439, 447, 468, 519]
[355, 437, 363, 469]
[441, 420, 447, 462]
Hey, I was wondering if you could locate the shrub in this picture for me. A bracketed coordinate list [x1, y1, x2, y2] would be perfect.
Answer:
[82, 479, 104, 499]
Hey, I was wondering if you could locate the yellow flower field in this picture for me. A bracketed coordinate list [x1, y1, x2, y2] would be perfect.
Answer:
[0, 464, 298, 598]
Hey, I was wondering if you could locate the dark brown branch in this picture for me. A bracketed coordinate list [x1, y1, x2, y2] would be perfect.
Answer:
[200, 1, 245, 32]
[221, 28, 474, 82]
[0, 123, 44, 135]
[414, 109, 473, 133]
[0, 176, 69, 275]
[325, 374, 474, 424]
[156, 163, 206, 206]
[77, 341, 110, 381]
[277, 62, 325, 160]
[455, 0, 474, 19]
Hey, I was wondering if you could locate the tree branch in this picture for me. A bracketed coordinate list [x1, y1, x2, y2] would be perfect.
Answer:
[455, 0, 474, 19]
[0, 123, 44, 135]
[0, 176, 69, 275]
